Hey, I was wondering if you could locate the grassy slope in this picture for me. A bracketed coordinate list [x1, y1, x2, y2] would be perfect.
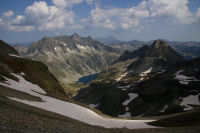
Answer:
[0, 54, 69, 101]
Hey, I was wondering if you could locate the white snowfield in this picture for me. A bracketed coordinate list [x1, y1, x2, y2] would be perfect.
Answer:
[139, 67, 152, 81]
[0, 73, 157, 129]
[180, 93, 200, 111]
[174, 69, 199, 85]
[123, 93, 138, 106]
[118, 112, 131, 118]
[118, 93, 138, 118]
[8, 54, 21, 58]
[116, 72, 127, 81]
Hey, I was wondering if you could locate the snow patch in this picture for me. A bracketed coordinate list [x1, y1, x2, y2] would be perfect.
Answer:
[123, 93, 138, 106]
[89, 103, 99, 108]
[0, 74, 157, 129]
[8, 54, 21, 58]
[57, 40, 67, 46]
[66, 48, 74, 53]
[19, 72, 25, 76]
[139, 67, 152, 81]
[0, 73, 46, 95]
[116, 72, 127, 81]
[125, 107, 129, 111]
[180, 94, 200, 111]
[174, 69, 199, 85]
[160, 105, 168, 113]
[118, 112, 131, 118]
[77, 44, 87, 50]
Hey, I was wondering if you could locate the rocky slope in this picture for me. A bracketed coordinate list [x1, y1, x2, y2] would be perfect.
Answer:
[0, 40, 68, 100]
[1, 40, 200, 133]
[15, 34, 120, 95]
[116, 40, 184, 73]
[0, 40, 158, 132]
[74, 40, 200, 118]
[105, 39, 200, 60]
[13, 44, 28, 55]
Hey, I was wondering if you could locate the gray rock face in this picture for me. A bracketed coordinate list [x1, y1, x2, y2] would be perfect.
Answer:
[116, 40, 184, 73]
[18, 34, 120, 92]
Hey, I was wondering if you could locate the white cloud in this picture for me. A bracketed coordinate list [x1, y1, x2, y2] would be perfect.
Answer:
[0, 10, 33, 32]
[7, 25, 34, 32]
[25, 1, 49, 19]
[82, 1, 149, 30]
[0, 0, 200, 32]
[0, 1, 82, 32]
[147, 0, 194, 24]
[82, 0, 200, 30]
[52, 0, 83, 8]
[3, 10, 14, 18]
[12, 15, 26, 25]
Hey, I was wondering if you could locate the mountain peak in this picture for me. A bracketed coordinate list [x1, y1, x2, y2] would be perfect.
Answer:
[151, 40, 169, 49]
[71, 33, 80, 41]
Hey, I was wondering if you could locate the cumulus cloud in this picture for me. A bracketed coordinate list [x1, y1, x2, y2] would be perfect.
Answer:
[0, 0, 199, 32]
[2, 10, 14, 18]
[82, 0, 200, 30]
[52, 0, 83, 8]
[0, 10, 34, 32]
[82, 1, 149, 30]
[147, 0, 194, 24]
[0, 1, 82, 32]
[25, 1, 49, 19]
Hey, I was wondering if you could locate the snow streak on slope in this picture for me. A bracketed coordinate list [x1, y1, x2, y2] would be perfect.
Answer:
[123, 93, 138, 106]
[116, 72, 127, 81]
[0, 73, 157, 129]
[180, 94, 200, 111]
[8, 54, 21, 58]
[118, 93, 138, 118]
[174, 69, 199, 85]
[139, 67, 152, 81]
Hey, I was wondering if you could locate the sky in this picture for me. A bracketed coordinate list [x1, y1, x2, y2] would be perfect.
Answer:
[0, 0, 200, 43]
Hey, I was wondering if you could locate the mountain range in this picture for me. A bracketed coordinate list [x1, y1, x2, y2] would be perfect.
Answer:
[1, 38, 200, 132]
[96, 37, 200, 60]
[75, 40, 200, 118]
[14, 34, 120, 96]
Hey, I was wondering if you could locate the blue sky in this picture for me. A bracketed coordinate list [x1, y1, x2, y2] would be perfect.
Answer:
[0, 0, 200, 43]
